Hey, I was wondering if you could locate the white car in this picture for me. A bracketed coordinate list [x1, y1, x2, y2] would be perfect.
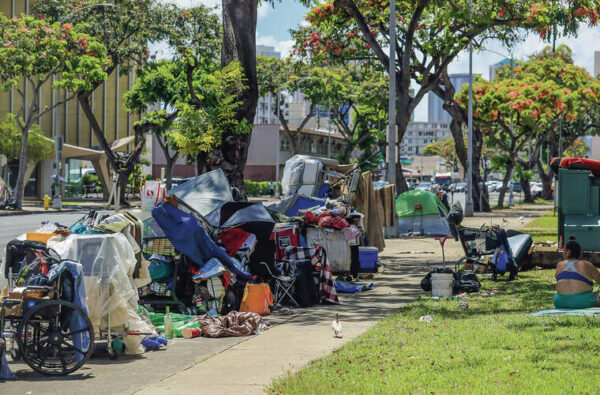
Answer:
[530, 182, 543, 197]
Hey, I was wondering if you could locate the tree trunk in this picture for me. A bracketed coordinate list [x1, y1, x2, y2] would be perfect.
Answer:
[537, 158, 554, 200]
[215, 0, 258, 197]
[14, 128, 29, 210]
[497, 162, 514, 208]
[520, 179, 534, 203]
[438, 90, 491, 212]
[394, 114, 410, 194]
[165, 155, 176, 191]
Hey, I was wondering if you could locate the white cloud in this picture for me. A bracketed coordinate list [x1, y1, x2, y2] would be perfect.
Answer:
[258, 3, 273, 19]
[256, 33, 295, 58]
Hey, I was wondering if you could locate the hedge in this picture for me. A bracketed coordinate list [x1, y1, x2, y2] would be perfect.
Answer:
[244, 180, 282, 196]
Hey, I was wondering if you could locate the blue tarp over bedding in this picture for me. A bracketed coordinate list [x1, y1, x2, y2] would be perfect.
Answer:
[152, 203, 252, 281]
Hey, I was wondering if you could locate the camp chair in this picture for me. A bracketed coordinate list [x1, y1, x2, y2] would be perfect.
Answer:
[258, 261, 299, 309]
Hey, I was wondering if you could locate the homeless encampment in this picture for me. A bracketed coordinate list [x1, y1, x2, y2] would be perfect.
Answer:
[396, 190, 451, 236]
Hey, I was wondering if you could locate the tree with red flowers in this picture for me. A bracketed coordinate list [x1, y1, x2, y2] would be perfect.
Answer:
[456, 45, 600, 207]
[0, 15, 107, 208]
[294, 0, 600, 196]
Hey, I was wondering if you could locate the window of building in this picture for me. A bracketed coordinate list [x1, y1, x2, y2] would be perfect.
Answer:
[280, 136, 291, 151]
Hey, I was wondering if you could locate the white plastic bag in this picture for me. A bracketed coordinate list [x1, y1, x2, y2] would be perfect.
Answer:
[141, 180, 166, 209]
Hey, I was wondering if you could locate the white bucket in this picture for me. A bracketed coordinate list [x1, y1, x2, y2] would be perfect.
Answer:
[431, 273, 454, 297]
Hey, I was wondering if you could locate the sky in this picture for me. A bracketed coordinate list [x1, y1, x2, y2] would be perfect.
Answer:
[169, 0, 600, 122]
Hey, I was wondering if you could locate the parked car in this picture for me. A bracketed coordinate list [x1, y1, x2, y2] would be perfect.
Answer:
[416, 181, 432, 190]
[509, 181, 522, 193]
[452, 182, 467, 192]
[530, 182, 543, 197]
[485, 180, 500, 192]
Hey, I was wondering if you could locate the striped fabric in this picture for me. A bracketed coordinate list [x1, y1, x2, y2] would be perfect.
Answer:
[284, 245, 339, 304]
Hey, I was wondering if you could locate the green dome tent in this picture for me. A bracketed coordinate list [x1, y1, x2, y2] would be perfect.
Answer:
[395, 190, 451, 236]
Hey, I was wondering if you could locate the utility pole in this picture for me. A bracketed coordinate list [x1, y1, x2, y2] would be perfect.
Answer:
[387, 0, 397, 186]
[275, 90, 281, 198]
[465, 0, 474, 216]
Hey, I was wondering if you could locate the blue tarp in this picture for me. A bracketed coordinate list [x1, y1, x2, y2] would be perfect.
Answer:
[267, 195, 326, 218]
[152, 203, 251, 281]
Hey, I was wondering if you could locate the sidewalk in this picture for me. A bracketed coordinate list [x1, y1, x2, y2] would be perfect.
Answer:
[135, 237, 464, 395]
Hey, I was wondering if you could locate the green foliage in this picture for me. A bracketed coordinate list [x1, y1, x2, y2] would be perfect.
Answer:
[82, 172, 98, 185]
[165, 62, 250, 158]
[0, 15, 108, 95]
[0, 114, 53, 163]
[244, 180, 281, 196]
[514, 163, 533, 182]
[423, 141, 441, 156]
[563, 138, 589, 157]
[457, 45, 600, 171]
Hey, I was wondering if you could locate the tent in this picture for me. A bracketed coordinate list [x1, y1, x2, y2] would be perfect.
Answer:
[266, 194, 326, 217]
[166, 169, 232, 217]
[395, 190, 451, 236]
[205, 202, 275, 240]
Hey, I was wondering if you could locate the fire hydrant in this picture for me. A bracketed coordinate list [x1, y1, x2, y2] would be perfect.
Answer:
[43, 194, 51, 210]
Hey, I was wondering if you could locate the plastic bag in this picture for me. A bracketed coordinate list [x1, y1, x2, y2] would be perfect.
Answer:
[141, 180, 166, 209]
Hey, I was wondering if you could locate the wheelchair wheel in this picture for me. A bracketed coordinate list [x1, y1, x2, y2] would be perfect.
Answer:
[16, 300, 94, 376]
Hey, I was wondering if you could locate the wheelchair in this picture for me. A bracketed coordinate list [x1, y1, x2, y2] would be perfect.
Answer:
[1, 240, 94, 376]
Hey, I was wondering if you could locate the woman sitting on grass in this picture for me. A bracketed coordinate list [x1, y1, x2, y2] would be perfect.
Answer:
[555, 239, 600, 309]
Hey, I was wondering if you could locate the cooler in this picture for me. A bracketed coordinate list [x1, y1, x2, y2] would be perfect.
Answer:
[271, 223, 301, 261]
[358, 247, 378, 273]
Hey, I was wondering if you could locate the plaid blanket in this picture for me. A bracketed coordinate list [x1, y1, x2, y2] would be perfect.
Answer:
[283, 245, 339, 304]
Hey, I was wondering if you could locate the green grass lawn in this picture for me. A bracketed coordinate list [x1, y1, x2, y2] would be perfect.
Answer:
[271, 271, 600, 393]
[524, 211, 558, 243]
[526, 211, 558, 229]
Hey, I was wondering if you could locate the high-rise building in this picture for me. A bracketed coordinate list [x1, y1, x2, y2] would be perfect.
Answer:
[400, 122, 452, 156]
[254, 45, 281, 124]
[0, 1, 139, 198]
[427, 73, 474, 123]
[594, 51, 600, 78]
[257, 45, 281, 60]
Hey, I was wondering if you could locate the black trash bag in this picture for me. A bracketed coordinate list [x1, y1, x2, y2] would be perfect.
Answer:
[420, 267, 455, 292]
[446, 202, 464, 226]
[453, 272, 481, 294]
[220, 281, 245, 315]
[421, 268, 481, 294]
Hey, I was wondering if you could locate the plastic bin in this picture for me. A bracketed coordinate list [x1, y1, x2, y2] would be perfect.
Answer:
[358, 247, 378, 273]
[26, 232, 56, 244]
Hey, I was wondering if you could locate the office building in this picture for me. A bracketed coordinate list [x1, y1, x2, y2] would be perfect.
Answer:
[400, 122, 452, 156]
[595, 51, 600, 78]
[254, 45, 281, 125]
[0, 1, 139, 198]
[427, 73, 474, 123]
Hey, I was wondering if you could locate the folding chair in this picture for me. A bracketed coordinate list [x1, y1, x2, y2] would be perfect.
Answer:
[258, 261, 299, 309]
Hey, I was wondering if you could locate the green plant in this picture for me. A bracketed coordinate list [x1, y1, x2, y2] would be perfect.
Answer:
[243, 181, 281, 196]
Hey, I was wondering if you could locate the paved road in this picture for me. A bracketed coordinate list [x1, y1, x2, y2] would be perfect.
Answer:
[0, 211, 85, 290]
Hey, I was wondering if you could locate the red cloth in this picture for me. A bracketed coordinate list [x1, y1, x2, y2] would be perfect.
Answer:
[304, 211, 318, 225]
[219, 228, 251, 257]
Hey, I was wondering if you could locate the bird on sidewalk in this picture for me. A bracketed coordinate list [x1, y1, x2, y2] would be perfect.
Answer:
[332, 313, 342, 338]
[518, 216, 525, 225]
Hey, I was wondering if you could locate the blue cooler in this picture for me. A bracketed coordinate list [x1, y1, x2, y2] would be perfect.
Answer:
[358, 247, 378, 273]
